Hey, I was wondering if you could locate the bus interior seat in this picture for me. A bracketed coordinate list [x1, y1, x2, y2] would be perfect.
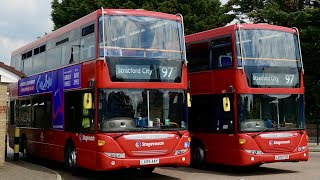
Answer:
[219, 55, 232, 67]
[122, 49, 144, 57]
[106, 46, 122, 56]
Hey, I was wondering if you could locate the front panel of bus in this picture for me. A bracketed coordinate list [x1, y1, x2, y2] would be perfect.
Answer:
[234, 27, 308, 165]
[94, 13, 190, 170]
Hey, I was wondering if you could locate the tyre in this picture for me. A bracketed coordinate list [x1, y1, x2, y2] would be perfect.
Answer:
[191, 144, 206, 168]
[140, 167, 155, 174]
[64, 142, 78, 175]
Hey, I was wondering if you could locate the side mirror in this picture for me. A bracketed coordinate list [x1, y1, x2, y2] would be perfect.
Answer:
[223, 97, 230, 112]
[83, 93, 93, 109]
[187, 93, 192, 107]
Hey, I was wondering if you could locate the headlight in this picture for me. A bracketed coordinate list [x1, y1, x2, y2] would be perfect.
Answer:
[104, 152, 125, 159]
[297, 146, 307, 152]
[174, 149, 188, 155]
[244, 149, 263, 155]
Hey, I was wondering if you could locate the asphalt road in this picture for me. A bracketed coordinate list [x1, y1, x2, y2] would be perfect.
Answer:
[46, 152, 319, 180]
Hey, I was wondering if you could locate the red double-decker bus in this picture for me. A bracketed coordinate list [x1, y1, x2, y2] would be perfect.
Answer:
[186, 23, 308, 167]
[8, 9, 190, 173]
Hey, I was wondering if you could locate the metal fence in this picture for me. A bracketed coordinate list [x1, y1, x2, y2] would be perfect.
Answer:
[306, 123, 319, 145]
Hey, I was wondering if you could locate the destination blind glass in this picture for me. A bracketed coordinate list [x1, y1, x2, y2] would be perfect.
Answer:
[106, 57, 182, 82]
[252, 73, 299, 87]
[245, 66, 300, 88]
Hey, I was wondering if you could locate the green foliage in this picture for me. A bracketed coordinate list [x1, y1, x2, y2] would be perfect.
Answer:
[51, 0, 235, 34]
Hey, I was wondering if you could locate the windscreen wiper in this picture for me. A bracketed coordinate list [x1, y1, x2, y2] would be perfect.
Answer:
[161, 127, 182, 137]
[113, 132, 128, 139]
[252, 128, 268, 139]
[173, 129, 183, 137]
[113, 128, 144, 139]
[142, 126, 183, 137]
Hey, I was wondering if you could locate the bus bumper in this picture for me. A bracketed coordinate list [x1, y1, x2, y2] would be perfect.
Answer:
[239, 149, 309, 166]
[96, 151, 190, 171]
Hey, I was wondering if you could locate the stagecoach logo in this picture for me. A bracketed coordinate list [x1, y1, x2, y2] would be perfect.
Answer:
[135, 141, 165, 148]
[136, 141, 142, 148]
[269, 140, 291, 146]
[79, 134, 95, 142]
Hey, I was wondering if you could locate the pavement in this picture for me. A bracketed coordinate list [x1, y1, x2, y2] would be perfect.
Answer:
[308, 142, 320, 152]
[0, 143, 318, 180]
[0, 147, 62, 180]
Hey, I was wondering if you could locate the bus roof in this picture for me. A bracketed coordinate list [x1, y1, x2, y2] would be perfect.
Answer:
[185, 23, 296, 44]
[12, 9, 181, 57]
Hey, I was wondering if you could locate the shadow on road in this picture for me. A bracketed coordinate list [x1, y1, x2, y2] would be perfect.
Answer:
[76, 169, 180, 180]
[32, 158, 180, 180]
[161, 163, 298, 177]
[8, 149, 299, 180]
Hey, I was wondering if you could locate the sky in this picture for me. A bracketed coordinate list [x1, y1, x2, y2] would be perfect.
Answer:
[0, 0, 53, 65]
[0, 0, 228, 66]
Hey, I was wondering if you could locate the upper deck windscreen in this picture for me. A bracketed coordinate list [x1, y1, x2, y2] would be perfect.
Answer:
[236, 29, 302, 88]
[99, 15, 185, 60]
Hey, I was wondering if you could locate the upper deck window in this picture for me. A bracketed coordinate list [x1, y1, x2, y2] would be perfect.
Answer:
[34, 48, 40, 55]
[40, 45, 46, 53]
[186, 42, 210, 72]
[187, 35, 233, 72]
[26, 50, 32, 58]
[236, 29, 301, 68]
[82, 24, 94, 36]
[99, 15, 185, 60]
[211, 36, 232, 69]
[56, 38, 69, 46]
[22, 53, 27, 60]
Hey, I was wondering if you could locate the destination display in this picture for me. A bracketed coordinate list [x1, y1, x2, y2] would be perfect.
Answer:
[251, 73, 299, 87]
[107, 58, 182, 82]
[116, 65, 178, 81]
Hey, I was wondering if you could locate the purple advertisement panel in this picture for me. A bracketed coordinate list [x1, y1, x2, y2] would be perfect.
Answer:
[52, 69, 64, 130]
[18, 72, 53, 96]
[18, 64, 81, 96]
[18, 64, 81, 130]
[63, 64, 81, 89]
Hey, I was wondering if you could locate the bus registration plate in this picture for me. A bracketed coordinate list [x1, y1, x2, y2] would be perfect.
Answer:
[275, 155, 289, 160]
[140, 158, 159, 165]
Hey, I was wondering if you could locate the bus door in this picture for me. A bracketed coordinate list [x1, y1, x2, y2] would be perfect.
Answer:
[65, 91, 96, 169]
[207, 94, 235, 163]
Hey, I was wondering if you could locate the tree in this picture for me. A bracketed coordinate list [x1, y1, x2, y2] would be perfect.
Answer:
[51, 0, 235, 34]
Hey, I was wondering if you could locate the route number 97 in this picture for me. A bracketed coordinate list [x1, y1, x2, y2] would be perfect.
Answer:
[161, 67, 174, 78]
[285, 74, 294, 84]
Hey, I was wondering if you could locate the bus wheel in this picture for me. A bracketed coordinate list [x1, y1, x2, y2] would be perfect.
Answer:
[140, 167, 155, 174]
[191, 144, 206, 168]
[64, 142, 78, 175]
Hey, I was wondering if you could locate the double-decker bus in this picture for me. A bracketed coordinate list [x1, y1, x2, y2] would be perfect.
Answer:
[8, 9, 191, 173]
[186, 23, 308, 167]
